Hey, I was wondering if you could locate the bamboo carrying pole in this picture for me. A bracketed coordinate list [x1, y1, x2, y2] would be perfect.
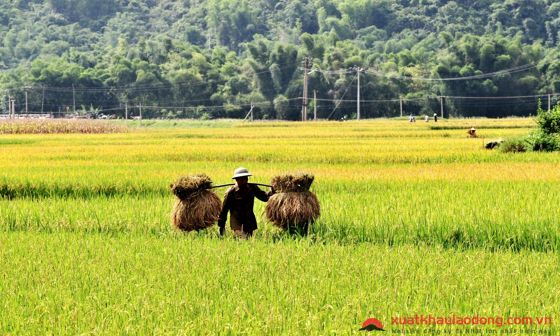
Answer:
[210, 183, 272, 189]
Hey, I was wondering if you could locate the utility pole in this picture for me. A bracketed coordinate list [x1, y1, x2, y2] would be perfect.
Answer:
[9, 96, 15, 118]
[548, 94, 551, 112]
[301, 57, 311, 121]
[139, 103, 143, 120]
[243, 103, 255, 122]
[356, 67, 363, 120]
[72, 84, 76, 113]
[313, 90, 317, 121]
[125, 101, 128, 120]
[439, 96, 444, 119]
[41, 86, 45, 114]
[400, 97, 403, 118]
[25, 90, 28, 115]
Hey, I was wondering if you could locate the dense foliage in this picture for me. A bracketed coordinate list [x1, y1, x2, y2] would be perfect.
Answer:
[1, 0, 560, 119]
[531, 101, 560, 151]
[500, 102, 560, 152]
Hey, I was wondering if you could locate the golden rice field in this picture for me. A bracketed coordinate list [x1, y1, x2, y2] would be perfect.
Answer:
[0, 118, 558, 334]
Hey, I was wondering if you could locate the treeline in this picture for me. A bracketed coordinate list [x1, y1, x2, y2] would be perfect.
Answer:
[1, 0, 560, 119]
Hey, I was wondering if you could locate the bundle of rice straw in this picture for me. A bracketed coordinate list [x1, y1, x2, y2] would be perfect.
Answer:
[170, 174, 221, 232]
[266, 173, 320, 234]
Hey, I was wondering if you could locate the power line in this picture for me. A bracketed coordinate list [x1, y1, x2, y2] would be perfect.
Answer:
[441, 93, 550, 99]
[123, 98, 301, 111]
[365, 64, 537, 81]
[327, 74, 358, 120]
[0, 62, 544, 105]
[306, 63, 538, 81]
[4, 94, 557, 111]
[1, 62, 302, 93]
[312, 92, 557, 102]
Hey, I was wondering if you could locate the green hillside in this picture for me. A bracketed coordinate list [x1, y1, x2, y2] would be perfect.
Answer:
[1, 0, 560, 118]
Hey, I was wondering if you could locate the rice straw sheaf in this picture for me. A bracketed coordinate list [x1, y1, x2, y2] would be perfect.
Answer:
[171, 174, 213, 201]
[270, 173, 315, 192]
[170, 174, 221, 232]
[266, 173, 320, 232]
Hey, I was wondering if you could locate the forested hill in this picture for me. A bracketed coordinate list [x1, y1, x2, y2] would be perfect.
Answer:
[1, 0, 560, 119]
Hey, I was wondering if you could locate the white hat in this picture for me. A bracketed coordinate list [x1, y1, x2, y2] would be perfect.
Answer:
[232, 167, 252, 179]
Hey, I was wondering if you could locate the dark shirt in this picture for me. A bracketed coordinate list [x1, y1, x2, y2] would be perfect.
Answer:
[218, 184, 270, 232]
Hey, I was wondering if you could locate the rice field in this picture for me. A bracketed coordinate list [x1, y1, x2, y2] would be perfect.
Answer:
[0, 118, 558, 334]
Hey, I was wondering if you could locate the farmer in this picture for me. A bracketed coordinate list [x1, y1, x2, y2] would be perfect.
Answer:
[218, 167, 273, 238]
[467, 127, 477, 138]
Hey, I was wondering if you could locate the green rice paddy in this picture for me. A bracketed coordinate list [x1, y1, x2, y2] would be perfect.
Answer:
[0, 118, 558, 334]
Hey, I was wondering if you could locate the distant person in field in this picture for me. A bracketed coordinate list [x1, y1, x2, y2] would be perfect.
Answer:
[424, 115, 429, 122]
[467, 127, 477, 138]
[409, 114, 416, 122]
[218, 167, 274, 238]
[433, 112, 438, 122]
